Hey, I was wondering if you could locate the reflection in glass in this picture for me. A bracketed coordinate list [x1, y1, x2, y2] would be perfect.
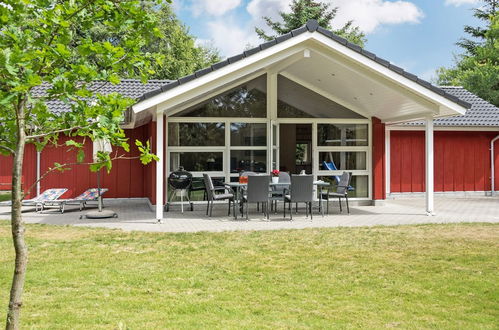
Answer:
[230, 150, 266, 173]
[173, 75, 267, 117]
[168, 122, 225, 146]
[170, 152, 223, 172]
[319, 152, 367, 170]
[318, 175, 368, 198]
[230, 123, 267, 146]
[277, 75, 366, 118]
[317, 124, 368, 146]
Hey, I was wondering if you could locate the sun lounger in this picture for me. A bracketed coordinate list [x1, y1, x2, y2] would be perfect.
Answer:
[42, 188, 108, 213]
[21, 188, 68, 212]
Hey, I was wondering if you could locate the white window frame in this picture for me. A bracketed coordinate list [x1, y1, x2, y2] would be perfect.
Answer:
[164, 73, 372, 201]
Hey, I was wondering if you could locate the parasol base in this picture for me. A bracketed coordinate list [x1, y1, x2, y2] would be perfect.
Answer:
[80, 210, 118, 219]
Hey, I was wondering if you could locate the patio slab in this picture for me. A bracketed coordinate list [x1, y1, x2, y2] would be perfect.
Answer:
[1, 197, 498, 233]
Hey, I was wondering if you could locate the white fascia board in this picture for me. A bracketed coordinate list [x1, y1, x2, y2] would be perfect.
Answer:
[387, 125, 499, 131]
[132, 33, 312, 114]
[309, 34, 468, 116]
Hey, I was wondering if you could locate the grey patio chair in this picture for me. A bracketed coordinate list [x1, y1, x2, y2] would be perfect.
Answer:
[270, 171, 291, 212]
[321, 172, 351, 215]
[243, 175, 270, 220]
[284, 175, 315, 220]
[203, 174, 236, 219]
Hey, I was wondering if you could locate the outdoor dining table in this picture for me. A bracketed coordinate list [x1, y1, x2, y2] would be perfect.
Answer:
[226, 180, 330, 216]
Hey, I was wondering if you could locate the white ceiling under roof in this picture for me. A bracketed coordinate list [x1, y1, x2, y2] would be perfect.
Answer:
[280, 48, 444, 123]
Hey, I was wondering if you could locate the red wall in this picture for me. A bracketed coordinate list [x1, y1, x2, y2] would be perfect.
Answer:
[0, 126, 156, 200]
[372, 117, 386, 200]
[390, 130, 499, 193]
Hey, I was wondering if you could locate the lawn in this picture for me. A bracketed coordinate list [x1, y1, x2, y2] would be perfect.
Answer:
[0, 223, 497, 329]
[0, 193, 10, 202]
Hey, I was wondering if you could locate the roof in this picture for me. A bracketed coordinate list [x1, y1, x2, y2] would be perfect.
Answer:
[32, 79, 171, 114]
[404, 87, 499, 127]
[135, 19, 471, 109]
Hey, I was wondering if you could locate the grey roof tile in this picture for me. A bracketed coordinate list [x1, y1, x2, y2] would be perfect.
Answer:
[32, 79, 171, 113]
[404, 87, 499, 127]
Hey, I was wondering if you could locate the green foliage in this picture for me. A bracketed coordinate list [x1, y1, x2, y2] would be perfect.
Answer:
[84, 2, 221, 80]
[0, 0, 168, 168]
[145, 4, 221, 79]
[436, 1, 498, 106]
[136, 140, 159, 165]
[255, 0, 366, 47]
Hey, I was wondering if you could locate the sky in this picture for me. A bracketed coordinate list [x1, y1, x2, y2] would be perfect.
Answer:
[174, 0, 484, 82]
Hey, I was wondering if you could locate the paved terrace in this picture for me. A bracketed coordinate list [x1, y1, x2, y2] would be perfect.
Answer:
[1, 196, 498, 233]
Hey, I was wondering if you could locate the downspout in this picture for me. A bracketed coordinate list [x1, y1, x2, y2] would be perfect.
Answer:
[491, 135, 499, 196]
[36, 150, 41, 196]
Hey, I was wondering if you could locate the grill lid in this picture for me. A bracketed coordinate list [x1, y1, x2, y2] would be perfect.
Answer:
[168, 167, 193, 190]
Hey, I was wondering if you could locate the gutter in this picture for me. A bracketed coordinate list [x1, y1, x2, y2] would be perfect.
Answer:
[36, 151, 41, 196]
[491, 135, 499, 196]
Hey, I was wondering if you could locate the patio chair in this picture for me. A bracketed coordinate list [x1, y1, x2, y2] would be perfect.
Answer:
[203, 174, 236, 218]
[284, 175, 315, 220]
[42, 188, 109, 213]
[243, 175, 270, 220]
[321, 172, 352, 215]
[270, 171, 291, 212]
[322, 161, 355, 191]
[22, 188, 68, 213]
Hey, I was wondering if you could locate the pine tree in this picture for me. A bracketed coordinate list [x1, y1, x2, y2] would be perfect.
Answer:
[255, 0, 366, 47]
[436, 0, 498, 106]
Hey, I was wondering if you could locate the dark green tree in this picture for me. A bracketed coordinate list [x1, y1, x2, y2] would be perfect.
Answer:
[82, 2, 221, 79]
[436, 0, 498, 106]
[144, 3, 221, 79]
[255, 0, 366, 47]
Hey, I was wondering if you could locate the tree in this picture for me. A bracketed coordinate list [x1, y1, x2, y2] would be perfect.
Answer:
[255, 0, 366, 47]
[0, 1, 162, 328]
[145, 4, 221, 79]
[84, 2, 221, 79]
[436, 0, 498, 106]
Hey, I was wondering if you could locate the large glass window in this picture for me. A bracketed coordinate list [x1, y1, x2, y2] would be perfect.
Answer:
[170, 152, 223, 172]
[230, 123, 267, 146]
[168, 122, 225, 146]
[230, 150, 266, 173]
[277, 75, 365, 119]
[318, 175, 369, 198]
[319, 152, 367, 171]
[317, 124, 368, 146]
[173, 75, 267, 118]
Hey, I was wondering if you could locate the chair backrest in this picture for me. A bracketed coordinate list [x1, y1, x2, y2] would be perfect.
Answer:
[336, 172, 351, 195]
[290, 175, 314, 202]
[33, 188, 68, 202]
[278, 171, 291, 184]
[247, 175, 270, 203]
[203, 174, 215, 201]
[240, 171, 257, 177]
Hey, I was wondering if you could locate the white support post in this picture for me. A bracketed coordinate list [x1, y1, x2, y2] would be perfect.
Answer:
[36, 151, 41, 196]
[425, 117, 435, 216]
[385, 128, 390, 196]
[156, 113, 164, 222]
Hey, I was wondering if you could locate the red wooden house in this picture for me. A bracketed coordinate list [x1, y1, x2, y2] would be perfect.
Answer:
[1, 20, 497, 221]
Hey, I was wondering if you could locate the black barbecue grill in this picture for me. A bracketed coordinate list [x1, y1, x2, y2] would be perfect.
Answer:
[165, 167, 194, 212]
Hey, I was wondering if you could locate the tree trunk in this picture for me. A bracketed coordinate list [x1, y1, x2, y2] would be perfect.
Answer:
[6, 100, 28, 330]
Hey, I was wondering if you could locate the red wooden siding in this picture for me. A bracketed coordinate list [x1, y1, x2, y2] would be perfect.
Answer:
[372, 117, 386, 200]
[390, 130, 499, 193]
[0, 126, 156, 200]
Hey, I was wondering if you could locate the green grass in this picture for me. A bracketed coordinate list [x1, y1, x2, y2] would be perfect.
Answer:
[0, 192, 10, 202]
[0, 223, 498, 329]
